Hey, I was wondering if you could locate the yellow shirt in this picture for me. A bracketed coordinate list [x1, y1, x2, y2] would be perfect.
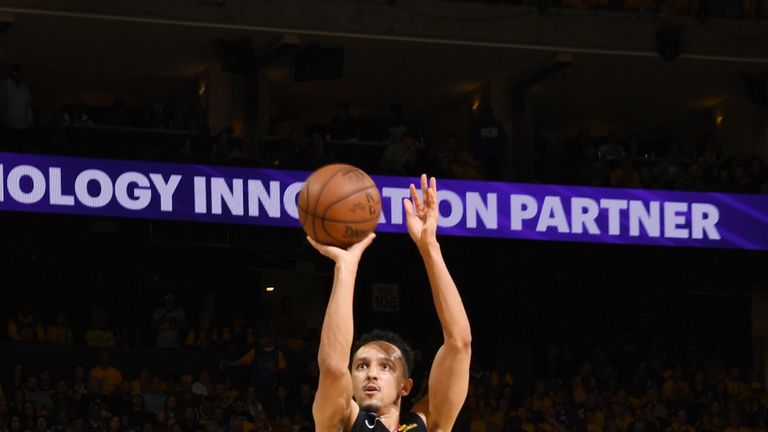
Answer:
[537, 421, 565, 432]
[533, 396, 553, 413]
[615, 415, 633, 432]
[46, 325, 73, 344]
[90, 366, 123, 395]
[86, 329, 116, 348]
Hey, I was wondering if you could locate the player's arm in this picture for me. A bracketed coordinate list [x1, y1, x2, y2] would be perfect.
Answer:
[310, 233, 376, 432]
[406, 175, 472, 432]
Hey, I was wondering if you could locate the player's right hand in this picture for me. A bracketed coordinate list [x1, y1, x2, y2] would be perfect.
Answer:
[307, 232, 376, 267]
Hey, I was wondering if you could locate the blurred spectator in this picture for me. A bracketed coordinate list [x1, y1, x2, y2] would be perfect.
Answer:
[192, 371, 211, 397]
[147, 102, 174, 130]
[299, 133, 335, 169]
[85, 307, 117, 348]
[434, 134, 460, 178]
[219, 313, 250, 353]
[175, 374, 200, 414]
[724, 367, 749, 401]
[451, 150, 485, 180]
[598, 131, 627, 160]
[89, 351, 123, 396]
[51, 379, 77, 416]
[7, 300, 45, 343]
[749, 156, 768, 192]
[126, 393, 154, 430]
[70, 366, 88, 403]
[23, 376, 53, 412]
[471, 106, 507, 180]
[386, 103, 407, 144]
[378, 130, 418, 176]
[0, 64, 34, 149]
[328, 102, 358, 140]
[226, 334, 285, 416]
[142, 378, 167, 416]
[210, 128, 244, 164]
[105, 99, 133, 127]
[270, 106, 300, 140]
[610, 158, 642, 188]
[185, 310, 217, 350]
[151, 293, 187, 349]
[46, 312, 74, 345]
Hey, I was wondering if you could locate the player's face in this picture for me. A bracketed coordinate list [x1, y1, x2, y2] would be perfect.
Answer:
[351, 341, 412, 413]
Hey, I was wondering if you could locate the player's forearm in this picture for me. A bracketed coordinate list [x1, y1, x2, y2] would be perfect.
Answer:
[317, 262, 358, 371]
[420, 242, 472, 349]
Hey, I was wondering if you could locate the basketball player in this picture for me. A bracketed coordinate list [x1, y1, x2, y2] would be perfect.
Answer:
[307, 174, 472, 432]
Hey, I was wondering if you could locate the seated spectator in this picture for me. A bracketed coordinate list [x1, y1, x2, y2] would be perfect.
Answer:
[599, 131, 626, 160]
[532, 381, 553, 416]
[142, 378, 166, 415]
[470, 106, 507, 180]
[50, 379, 76, 418]
[151, 292, 187, 349]
[749, 155, 768, 192]
[666, 410, 695, 432]
[574, 144, 608, 186]
[192, 371, 211, 398]
[147, 102, 174, 130]
[175, 374, 201, 413]
[218, 313, 249, 353]
[125, 393, 154, 430]
[328, 102, 358, 140]
[210, 128, 245, 164]
[107, 416, 122, 432]
[299, 133, 335, 170]
[131, 369, 152, 395]
[111, 381, 135, 418]
[196, 396, 216, 426]
[0, 398, 9, 428]
[7, 300, 45, 343]
[537, 407, 566, 432]
[697, 139, 719, 165]
[85, 307, 117, 348]
[242, 387, 264, 420]
[724, 367, 749, 401]
[179, 406, 202, 432]
[157, 395, 179, 428]
[22, 376, 53, 412]
[378, 130, 418, 176]
[610, 158, 642, 188]
[89, 351, 123, 396]
[185, 310, 219, 350]
[70, 366, 88, 403]
[46, 312, 74, 345]
[6, 364, 25, 394]
[226, 334, 285, 416]
[7, 415, 23, 432]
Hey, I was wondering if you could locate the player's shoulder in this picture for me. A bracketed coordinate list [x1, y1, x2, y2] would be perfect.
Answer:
[398, 412, 427, 432]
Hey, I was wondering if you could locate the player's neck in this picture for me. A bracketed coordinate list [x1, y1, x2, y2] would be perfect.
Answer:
[374, 404, 401, 432]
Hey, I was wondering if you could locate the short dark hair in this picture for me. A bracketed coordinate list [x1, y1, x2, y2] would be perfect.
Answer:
[351, 329, 414, 378]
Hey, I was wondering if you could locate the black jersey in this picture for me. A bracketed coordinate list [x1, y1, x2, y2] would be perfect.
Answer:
[351, 409, 427, 432]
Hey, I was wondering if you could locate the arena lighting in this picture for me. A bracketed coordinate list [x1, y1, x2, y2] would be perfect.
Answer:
[2, 6, 768, 64]
[265, 286, 275, 292]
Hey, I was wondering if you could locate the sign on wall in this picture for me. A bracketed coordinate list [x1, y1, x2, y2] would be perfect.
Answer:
[1, 152, 767, 250]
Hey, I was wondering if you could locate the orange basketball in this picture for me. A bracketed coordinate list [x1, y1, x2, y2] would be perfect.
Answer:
[298, 164, 382, 248]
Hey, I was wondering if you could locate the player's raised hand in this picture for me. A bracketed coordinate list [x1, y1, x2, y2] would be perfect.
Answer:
[404, 174, 439, 250]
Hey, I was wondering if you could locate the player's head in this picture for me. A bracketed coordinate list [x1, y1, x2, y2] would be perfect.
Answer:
[350, 330, 414, 412]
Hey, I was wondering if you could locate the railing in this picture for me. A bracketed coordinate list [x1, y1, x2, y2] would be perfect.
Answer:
[437, 0, 766, 18]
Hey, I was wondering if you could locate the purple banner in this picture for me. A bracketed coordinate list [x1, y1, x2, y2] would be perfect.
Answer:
[1, 152, 767, 250]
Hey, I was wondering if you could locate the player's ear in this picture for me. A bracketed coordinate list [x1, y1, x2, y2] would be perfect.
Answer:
[401, 378, 414, 396]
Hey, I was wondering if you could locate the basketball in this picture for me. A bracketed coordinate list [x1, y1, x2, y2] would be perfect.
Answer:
[298, 164, 382, 248]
